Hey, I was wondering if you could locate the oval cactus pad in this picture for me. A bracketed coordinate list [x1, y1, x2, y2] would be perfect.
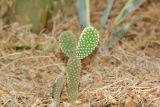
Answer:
[76, 27, 99, 59]
[60, 31, 77, 58]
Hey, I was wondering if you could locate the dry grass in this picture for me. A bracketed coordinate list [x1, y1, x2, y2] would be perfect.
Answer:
[0, 0, 160, 107]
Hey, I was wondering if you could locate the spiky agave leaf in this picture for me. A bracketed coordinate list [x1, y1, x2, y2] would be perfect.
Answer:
[113, 0, 143, 25]
[67, 57, 81, 101]
[100, 21, 135, 54]
[100, 0, 115, 31]
[60, 31, 77, 58]
[76, 0, 90, 28]
[76, 27, 99, 59]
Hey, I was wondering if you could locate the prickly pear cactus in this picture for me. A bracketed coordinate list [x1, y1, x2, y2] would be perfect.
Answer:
[67, 58, 81, 101]
[59, 31, 77, 58]
[14, 0, 52, 33]
[59, 26, 99, 102]
[76, 27, 99, 59]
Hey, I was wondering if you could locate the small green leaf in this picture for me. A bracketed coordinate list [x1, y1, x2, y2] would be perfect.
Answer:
[59, 31, 77, 58]
[67, 57, 81, 101]
[76, 27, 99, 59]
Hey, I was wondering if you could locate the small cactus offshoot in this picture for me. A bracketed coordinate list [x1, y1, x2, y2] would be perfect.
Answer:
[58, 27, 99, 102]
[53, 73, 65, 103]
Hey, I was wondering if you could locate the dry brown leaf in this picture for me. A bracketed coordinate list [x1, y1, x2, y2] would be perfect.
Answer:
[112, 104, 121, 107]
[124, 97, 136, 107]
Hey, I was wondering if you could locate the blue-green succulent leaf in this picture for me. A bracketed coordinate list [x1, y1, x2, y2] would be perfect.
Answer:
[76, 0, 90, 28]
[100, 0, 115, 31]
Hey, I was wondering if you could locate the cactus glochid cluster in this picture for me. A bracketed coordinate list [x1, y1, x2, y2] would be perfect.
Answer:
[59, 27, 99, 101]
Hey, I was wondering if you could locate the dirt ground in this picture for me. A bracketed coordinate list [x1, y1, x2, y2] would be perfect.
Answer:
[0, 0, 160, 107]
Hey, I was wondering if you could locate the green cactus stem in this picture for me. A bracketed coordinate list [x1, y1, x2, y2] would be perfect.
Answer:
[67, 57, 81, 101]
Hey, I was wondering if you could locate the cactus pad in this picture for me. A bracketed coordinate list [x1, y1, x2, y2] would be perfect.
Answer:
[67, 57, 81, 101]
[76, 27, 99, 59]
[60, 31, 77, 58]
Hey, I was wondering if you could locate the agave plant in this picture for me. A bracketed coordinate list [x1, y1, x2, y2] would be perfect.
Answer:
[53, 27, 99, 102]
[76, 0, 144, 54]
